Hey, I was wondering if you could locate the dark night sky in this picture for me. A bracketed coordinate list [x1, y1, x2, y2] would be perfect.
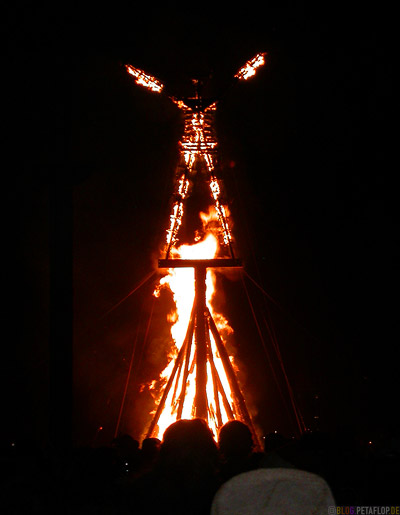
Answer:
[3, 4, 398, 447]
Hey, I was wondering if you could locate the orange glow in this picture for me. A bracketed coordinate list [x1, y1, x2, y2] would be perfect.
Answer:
[125, 57, 264, 445]
[235, 53, 266, 80]
[164, 108, 232, 254]
[151, 229, 236, 439]
[125, 64, 164, 93]
[125, 61, 234, 255]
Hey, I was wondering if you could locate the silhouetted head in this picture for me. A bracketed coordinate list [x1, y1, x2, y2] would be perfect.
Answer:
[141, 437, 161, 462]
[218, 420, 254, 460]
[159, 418, 219, 477]
[141, 437, 161, 454]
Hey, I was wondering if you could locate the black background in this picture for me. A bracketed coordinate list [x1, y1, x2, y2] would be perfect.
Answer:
[3, 4, 398, 448]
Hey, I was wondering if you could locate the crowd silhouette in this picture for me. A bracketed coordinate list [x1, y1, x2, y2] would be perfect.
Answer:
[2, 419, 399, 513]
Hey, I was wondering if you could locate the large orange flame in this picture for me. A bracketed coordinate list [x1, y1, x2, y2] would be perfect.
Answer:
[150, 226, 236, 439]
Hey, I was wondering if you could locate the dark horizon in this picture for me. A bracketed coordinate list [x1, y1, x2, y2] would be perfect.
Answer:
[3, 5, 398, 449]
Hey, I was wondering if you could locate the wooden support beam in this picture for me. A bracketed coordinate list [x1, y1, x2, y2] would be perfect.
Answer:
[145, 338, 187, 438]
[145, 306, 195, 438]
[206, 333, 223, 428]
[177, 313, 195, 420]
[194, 266, 208, 420]
[159, 258, 242, 269]
[150, 256, 262, 445]
[207, 307, 262, 450]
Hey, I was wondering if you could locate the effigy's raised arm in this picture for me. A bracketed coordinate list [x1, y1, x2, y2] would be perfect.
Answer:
[234, 52, 267, 81]
[125, 64, 164, 93]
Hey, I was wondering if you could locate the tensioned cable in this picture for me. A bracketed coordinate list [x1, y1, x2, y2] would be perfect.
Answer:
[240, 271, 300, 434]
[243, 269, 322, 345]
[133, 294, 156, 392]
[100, 270, 156, 319]
[229, 162, 306, 434]
[261, 311, 306, 435]
[242, 269, 282, 309]
[114, 319, 142, 439]
[113, 294, 156, 438]
[263, 306, 306, 433]
[243, 271, 306, 434]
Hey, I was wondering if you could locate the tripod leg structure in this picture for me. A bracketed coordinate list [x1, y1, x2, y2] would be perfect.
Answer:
[145, 264, 260, 450]
[145, 305, 195, 438]
[207, 307, 261, 449]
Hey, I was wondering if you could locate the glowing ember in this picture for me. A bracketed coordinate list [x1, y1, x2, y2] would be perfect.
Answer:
[125, 64, 164, 93]
[164, 106, 232, 257]
[235, 52, 266, 80]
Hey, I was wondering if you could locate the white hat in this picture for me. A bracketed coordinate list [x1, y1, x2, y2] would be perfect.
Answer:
[211, 467, 336, 514]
